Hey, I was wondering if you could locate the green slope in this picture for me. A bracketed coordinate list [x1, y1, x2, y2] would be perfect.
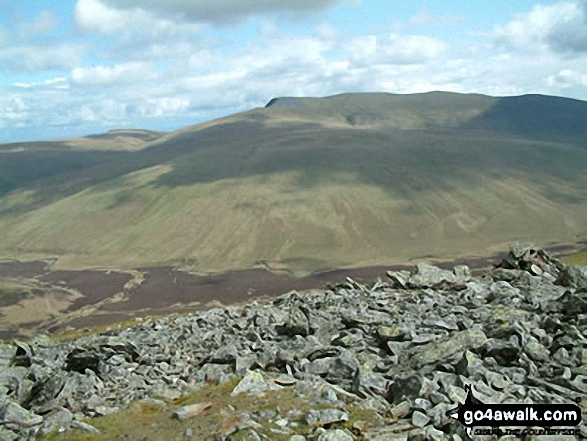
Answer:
[1, 92, 586, 274]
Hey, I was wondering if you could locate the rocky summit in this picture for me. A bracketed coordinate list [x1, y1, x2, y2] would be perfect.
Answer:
[1, 245, 587, 440]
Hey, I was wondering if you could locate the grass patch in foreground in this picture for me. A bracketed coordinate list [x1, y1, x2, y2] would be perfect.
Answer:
[40, 375, 382, 440]
[41, 378, 305, 441]
[52, 312, 182, 342]
[51, 318, 145, 342]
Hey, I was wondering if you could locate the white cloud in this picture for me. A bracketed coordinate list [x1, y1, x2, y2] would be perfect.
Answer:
[0, 43, 87, 72]
[75, 0, 128, 33]
[71, 62, 156, 85]
[410, 9, 466, 26]
[0, 27, 10, 47]
[18, 11, 59, 37]
[346, 34, 446, 67]
[0, 96, 29, 129]
[74, 0, 203, 37]
[13, 77, 69, 89]
[494, 1, 587, 54]
[547, 69, 587, 87]
[79, 105, 98, 122]
[145, 97, 190, 116]
[5, 1, 587, 143]
[101, 0, 343, 23]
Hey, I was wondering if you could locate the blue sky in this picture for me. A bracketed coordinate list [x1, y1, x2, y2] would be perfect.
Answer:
[1, 0, 587, 143]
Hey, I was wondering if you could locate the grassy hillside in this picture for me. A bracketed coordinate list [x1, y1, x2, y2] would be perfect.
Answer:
[1, 92, 586, 274]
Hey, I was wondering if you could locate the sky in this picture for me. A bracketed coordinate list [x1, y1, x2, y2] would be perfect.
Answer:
[1, 0, 587, 143]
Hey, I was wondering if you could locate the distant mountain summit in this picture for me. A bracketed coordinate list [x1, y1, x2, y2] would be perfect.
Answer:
[0, 92, 586, 273]
[264, 92, 587, 143]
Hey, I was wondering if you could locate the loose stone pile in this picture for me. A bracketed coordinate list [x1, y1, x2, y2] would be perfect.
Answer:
[1, 244, 586, 440]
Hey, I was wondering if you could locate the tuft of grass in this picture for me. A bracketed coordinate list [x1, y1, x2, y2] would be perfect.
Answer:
[40, 369, 392, 441]
[51, 319, 142, 342]
[41, 378, 307, 441]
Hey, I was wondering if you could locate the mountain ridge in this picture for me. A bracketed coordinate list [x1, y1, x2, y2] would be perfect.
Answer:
[0, 91, 586, 274]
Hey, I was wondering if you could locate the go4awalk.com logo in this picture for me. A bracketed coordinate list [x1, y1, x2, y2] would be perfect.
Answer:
[451, 385, 583, 438]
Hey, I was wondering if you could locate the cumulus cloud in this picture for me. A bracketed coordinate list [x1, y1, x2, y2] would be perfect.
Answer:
[74, 0, 203, 37]
[5, 1, 587, 143]
[71, 62, 156, 85]
[547, 69, 587, 87]
[100, 0, 343, 23]
[0, 27, 9, 46]
[410, 9, 466, 27]
[18, 11, 59, 37]
[0, 43, 87, 72]
[0, 95, 29, 130]
[548, 1, 587, 53]
[495, 0, 587, 54]
[13, 77, 69, 89]
[346, 34, 446, 66]
[74, 0, 129, 33]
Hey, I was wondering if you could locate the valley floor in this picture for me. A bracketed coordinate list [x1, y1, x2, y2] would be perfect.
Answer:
[1, 241, 586, 340]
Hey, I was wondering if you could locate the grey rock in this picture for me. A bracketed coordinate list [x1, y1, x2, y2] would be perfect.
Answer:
[284, 306, 310, 337]
[353, 368, 388, 397]
[231, 370, 283, 396]
[198, 363, 234, 385]
[304, 409, 349, 427]
[11, 341, 34, 367]
[413, 398, 431, 411]
[70, 421, 101, 434]
[408, 328, 487, 368]
[388, 400, 412, 420]
[386, 270, 410, 289]
[0, 401, 43, 427]
[0, 428, 19, 441]
[524, 338, 550, 362]
[317, 429, 354, 441]
[427, 427, 448, 441]
[568, 374, 587, 393]
[387, 374, 425, 403]
[0, 244, 584, 440]
[557, 265, 587, 290]
[40, 407, 73, 434]
[453, 265, 471, 281]
[236, 355, 258, 375]
[445, 385, 468, 405]
[407, 428, 427, 441]
[356, 396, 390, 415]
[376, 325, 407, 343]
[412, 410, 430, 427]
[410, 263, 456, 288]
[428, 402, 454, 427]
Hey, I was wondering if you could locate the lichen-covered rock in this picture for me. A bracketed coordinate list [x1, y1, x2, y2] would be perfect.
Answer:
[303, 408, 349, 427]
[231, 370, 283, 396]
[317, 429, 355, 441]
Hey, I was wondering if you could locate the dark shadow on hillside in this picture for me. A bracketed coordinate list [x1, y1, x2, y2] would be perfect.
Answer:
[464, 94, 587, 146]
[0, 149, 134, 201]
[0, 141, 70, 152]
[3, 94, 587, 216]
[150, 120, 587, 201]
